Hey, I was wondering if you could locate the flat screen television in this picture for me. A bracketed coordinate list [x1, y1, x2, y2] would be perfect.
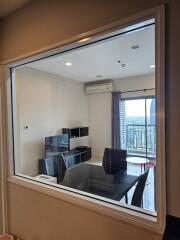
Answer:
[45, 134, 69, 154]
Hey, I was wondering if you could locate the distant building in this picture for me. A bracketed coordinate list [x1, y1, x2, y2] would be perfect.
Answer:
[150, 98, 156, 125]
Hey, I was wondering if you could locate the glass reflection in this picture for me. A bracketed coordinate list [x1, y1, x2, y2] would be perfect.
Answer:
[12, 23, 156, 214]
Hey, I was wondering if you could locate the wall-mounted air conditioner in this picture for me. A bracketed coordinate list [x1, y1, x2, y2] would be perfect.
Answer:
[84, 80, 113, 94]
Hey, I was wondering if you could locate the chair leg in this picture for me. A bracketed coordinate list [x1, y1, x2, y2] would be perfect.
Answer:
[144, 163, 146, 171]
[125, 194, 128, 204]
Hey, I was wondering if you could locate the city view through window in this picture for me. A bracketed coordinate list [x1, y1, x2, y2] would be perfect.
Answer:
[120, 97, 156, 159]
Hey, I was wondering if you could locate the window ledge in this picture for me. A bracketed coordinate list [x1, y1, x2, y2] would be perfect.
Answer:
[8, 175, 163, 235]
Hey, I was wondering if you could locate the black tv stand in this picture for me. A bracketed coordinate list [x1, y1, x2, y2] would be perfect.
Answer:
[62, 147, 91, 168]
[45, 147, 91, 169]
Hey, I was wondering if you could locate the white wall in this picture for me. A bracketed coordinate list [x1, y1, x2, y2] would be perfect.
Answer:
[88, 74, 155, 158]
[15, 67, 88, 176]
[114, 74, 155, 98]
[88, 92, 112, 157]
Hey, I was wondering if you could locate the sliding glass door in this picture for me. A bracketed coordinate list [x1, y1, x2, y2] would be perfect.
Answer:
[120, 97, 156, 159]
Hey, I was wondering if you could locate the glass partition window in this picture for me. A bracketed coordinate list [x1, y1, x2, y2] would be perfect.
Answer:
[10, 21, 157, 216]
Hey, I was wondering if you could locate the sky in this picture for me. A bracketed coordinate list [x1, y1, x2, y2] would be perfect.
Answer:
[125, 99, 152, 117]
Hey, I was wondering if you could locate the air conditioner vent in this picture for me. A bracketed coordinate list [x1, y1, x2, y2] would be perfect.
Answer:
[84, 80, 113, 94]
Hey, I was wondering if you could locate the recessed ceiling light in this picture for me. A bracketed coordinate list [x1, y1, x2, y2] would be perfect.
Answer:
[65, 62, 72, 66]
[96, 75, 103, 78]
[131, 45, 140, 49]
[149, 64, 155, 68]
[121, 63, 127, 67]
[78, 37, 91, 43]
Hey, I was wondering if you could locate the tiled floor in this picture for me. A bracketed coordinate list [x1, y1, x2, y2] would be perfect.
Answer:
[86, 157, 156, 212]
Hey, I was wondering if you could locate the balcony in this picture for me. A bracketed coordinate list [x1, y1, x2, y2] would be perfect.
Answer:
[126, 124, 156, 158]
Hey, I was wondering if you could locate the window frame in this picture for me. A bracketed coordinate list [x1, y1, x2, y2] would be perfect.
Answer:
[0, 5, 165, 234]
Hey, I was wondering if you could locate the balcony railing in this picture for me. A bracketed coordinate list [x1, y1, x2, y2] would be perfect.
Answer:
[126, 124, 156, 157]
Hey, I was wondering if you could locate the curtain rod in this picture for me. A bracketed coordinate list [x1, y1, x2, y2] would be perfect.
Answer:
[117, 88, 155, 94]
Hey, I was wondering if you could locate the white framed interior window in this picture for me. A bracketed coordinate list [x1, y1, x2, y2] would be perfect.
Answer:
[2, 5, 165, 234]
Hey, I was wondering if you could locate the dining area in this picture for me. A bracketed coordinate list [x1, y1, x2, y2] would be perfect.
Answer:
[38, 147, 156, 212]
[46, 148, 154, 211]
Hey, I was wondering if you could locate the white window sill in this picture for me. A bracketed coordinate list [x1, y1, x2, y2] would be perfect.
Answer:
[8, 175, 163, 234]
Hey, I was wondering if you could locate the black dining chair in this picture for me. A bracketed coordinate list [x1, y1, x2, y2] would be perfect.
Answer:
[103, 148, 128, 203]
[54, 155, 67, 183]
[39, 155, 67, 183]
[39, 156, 58, 176]
[131, 169, 149, 208]
[103, 148, 127, 172]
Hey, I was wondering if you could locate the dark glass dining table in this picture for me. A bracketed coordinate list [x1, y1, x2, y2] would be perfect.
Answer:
[61, 163, 140, 201]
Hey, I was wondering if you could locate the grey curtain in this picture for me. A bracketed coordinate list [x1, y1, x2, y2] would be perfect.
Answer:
[112, 92, 121, 149]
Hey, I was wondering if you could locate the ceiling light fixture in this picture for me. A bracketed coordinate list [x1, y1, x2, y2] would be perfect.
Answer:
[149, 64, 155, 68]
[96, 75, 103, 78]
[78, 37, 91, 43]
[65, 62, 72, 66]
[121, 63, 127, 67]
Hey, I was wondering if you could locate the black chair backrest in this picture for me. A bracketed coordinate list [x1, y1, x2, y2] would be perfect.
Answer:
[39, 156, 58, 176]
[39, 155, 67, 183]
[103, 148, 127, 172]
[54, 155, 67, 182]
[131, 169, 149, 207]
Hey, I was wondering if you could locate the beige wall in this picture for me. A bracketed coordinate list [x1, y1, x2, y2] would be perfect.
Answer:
[0, 20, 2, 62]
[165, 0, 180, 218]
[88, 92, 112, 157]
[0, 64, 4, 233]
[1, 0, 163, 62]
[114, 74, 155, 98]
[7, 182, 161, 240]
[15, 67, 88, 176]
[0, 0, 180, 239]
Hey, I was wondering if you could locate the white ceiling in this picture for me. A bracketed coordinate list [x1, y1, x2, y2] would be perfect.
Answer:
[0, 0, 30, 18]
[28, 25, 155, 82]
